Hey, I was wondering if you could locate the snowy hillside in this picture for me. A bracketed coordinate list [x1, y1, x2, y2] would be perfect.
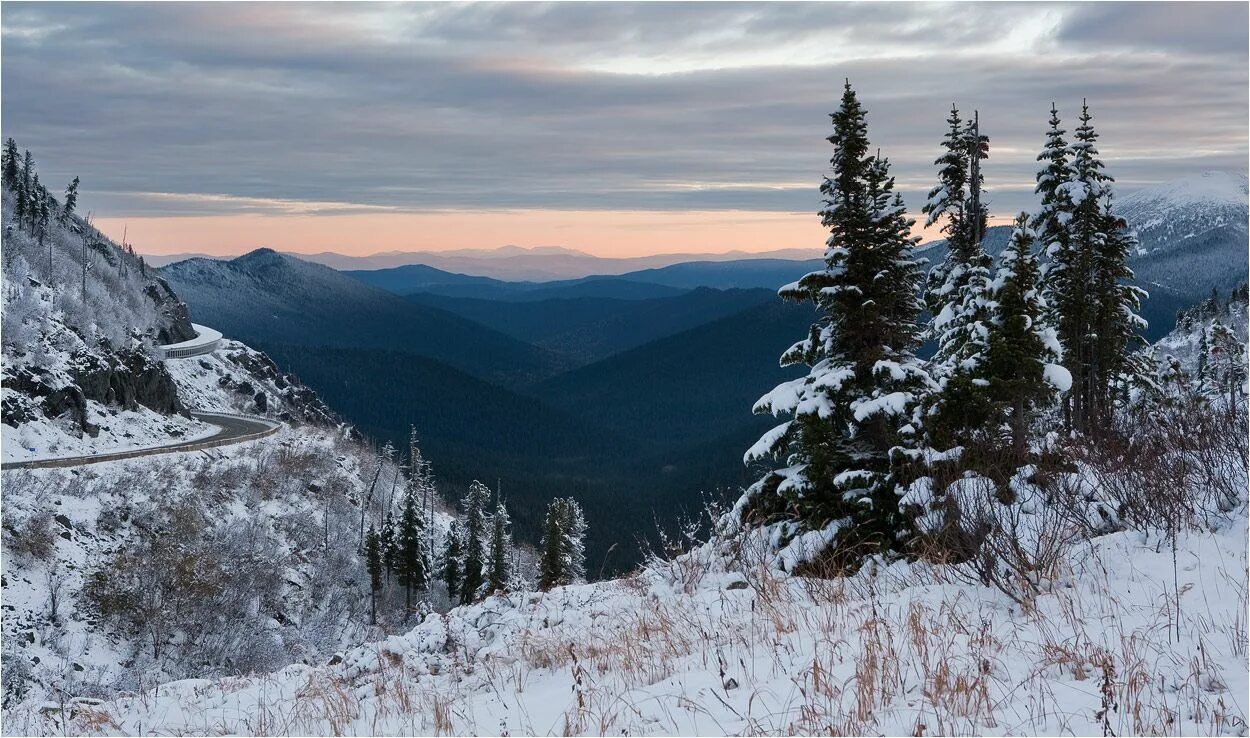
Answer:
[0, 151, 460, 713]
[1119, 172, 1249, 299]
[9, 496, 1246, 736]
[1151, 285, 1250, 374]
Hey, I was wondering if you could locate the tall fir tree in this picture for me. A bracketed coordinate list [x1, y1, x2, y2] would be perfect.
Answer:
[395, 489, 429, 614]
[537, 499, 566, 591]
[442, 521, 462, 601]
[20, 150, 33, 231]
[379, 512, 397, 584]
[1, 138, 17, 185]
[742, 81, 930, 571]
[1041, 100, 1144, 435]
[921, 109, 995, 448]
[563, 498, 587, 583]
[1032, 103, 1070, 259]
[486, 499, 512, 594]
[459, 481, 491, 604]
[982, 214, 1068, 460]
[61, 176, 79, 225]
[536, 497, 588, 590]
[364, 525, 383, 625]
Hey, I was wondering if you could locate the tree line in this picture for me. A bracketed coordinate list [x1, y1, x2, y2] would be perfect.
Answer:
[360, 427, 588, 623]
[739, 82, 1228, 572]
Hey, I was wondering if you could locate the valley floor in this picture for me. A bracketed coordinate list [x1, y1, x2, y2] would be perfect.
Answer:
[11, 508, 1246, 737]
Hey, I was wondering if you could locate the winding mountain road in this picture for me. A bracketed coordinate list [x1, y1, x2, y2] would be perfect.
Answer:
[3, 324, 281, 471]
[1, 412, 281, 470]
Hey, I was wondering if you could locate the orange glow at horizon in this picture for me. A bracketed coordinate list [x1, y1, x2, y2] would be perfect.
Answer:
[97, 210, 1012, 259]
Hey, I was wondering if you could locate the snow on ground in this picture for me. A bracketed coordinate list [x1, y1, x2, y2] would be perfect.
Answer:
[1, 423, 409, 712]
[16, 507, 1245, 737]
[1, 402, 215, 463]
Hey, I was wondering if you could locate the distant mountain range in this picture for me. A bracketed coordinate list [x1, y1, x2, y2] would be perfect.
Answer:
[147, 245, 824, 279]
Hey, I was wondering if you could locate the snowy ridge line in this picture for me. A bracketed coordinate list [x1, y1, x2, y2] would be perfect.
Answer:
[156, 323, 222, 359]
[0, 411, 280, 469]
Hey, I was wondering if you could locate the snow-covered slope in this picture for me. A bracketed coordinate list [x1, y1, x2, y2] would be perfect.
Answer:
[10, 503, 1245, 737]
[0, 157, 451, 713]
[1119, 172, 1248, 299]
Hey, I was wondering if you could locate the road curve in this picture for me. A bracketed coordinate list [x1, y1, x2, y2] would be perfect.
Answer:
[0, 411, 280, 470]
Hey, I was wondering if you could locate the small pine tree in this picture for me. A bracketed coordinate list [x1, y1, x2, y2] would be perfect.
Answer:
[486, 499, 512, 595]
[563, 498, 587, 583]
[459, 481, 491, 604]
[61, 176, 79, 225]
[442, 521, 462, 601]
[36, 189, 51, 247]
[379, 512, 397, 583]
[1, 138, 17, 185]
[537, 499, 566, 591]
[1203, 321, 1247, 404]
[364, 525, 383, 625]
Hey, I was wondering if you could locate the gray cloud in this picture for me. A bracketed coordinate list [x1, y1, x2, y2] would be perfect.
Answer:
[1, 2, 1245, 218]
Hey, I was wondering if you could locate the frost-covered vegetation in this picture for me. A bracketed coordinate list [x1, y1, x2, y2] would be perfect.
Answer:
[1, 141, 200, 459]
[1, 145, 567, 717]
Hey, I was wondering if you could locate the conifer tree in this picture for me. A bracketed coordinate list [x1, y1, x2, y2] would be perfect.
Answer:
[37, 188, 50, 248]
[364, 525, 383, 625]
[442, 522, 462, 601]
[1041, 101, 1144, 435]
[537, 499, 566, 591]
[742, 81, 930, 571]
[486, 499, 512, 595]
[563, 498, 587, 583]
[61, 176, 79, 225]
[1032, 103, 1070, 256]
[20, 150, 33, 231]
[1203, 320, 1246, 404]
[537, 497, 589, 590]
[982, 214, 1068, 459]
[379, 512, 397, 583]
[395, 490, 429, 614]
[1, 138, 17, 185]
[459, 481, 490, 603]
[921, 109, 994, 448]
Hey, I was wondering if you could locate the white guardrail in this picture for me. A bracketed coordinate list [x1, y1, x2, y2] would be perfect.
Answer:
[157, 323, 223, 359]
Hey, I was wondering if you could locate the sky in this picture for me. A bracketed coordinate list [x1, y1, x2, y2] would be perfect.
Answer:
[2, 1, 1247, 258]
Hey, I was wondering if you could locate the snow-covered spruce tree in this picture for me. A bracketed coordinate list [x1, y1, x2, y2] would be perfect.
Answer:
[537, 500, 566, 591]
[1203, 320, 1247, 404]
[395, 489, 429, 615]
[563, 498, 587, 583]
[458, 480, 491, 604]
[1032, 103, 1070, 261]
[364, 525, 383, 625]
[921, 109, 995, 449]
[982, 214, 1068, 460]
[538, 497, 589, 590]
[379, 512, 397, 584]
[61, 176, 79, 225]
[741, 81, 930, 572]
[1043, 100, 1146, 435]
[1, 138, 17, 184]
[442, 521, 462, 601]
[486, 499, 513, 595]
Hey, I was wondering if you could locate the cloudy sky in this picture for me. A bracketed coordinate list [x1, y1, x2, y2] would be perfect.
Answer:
[2, 2, 1246, 257]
